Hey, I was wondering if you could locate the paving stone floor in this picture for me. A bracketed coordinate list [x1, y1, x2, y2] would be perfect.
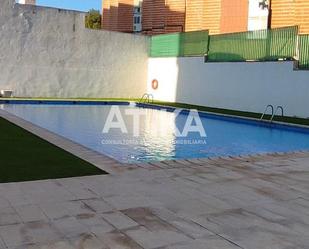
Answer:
[1, 152, 309, 249]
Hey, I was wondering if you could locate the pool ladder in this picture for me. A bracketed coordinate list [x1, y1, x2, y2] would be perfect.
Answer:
[139, 93, 154, 104]
[260, 105, 284, 123]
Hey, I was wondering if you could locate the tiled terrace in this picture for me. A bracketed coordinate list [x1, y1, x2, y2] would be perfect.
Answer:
[1, 151, 309, 249]
[1, 108, 309, 249]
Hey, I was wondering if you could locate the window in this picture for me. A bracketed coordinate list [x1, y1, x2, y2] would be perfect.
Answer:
[134, 7, 141, 13]
[134, 16, 141, 24]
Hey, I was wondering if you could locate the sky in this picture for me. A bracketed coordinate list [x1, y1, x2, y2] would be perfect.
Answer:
[36, 0, 101, 12]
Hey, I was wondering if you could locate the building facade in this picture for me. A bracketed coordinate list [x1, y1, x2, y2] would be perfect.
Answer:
[101, 0, 309, 35]
[18, 0, 36, 4]
[271, 0, 309, 34]
[102, 0, 142, 33]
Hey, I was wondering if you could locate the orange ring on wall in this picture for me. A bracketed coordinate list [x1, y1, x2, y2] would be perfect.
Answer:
[152, 79, 159, 90]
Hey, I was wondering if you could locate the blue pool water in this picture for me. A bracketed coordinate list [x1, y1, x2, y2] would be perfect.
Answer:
[1, 102, 309, 163]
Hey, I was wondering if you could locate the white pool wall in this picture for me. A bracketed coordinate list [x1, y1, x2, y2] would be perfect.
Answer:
[147, 58, 309, 118]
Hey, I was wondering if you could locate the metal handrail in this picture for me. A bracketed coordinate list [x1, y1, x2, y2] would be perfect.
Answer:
[139, 93, 154, 104]
[139, 93, 148, 103]
[148, 94, 154, 103]
[270, 106, 284, 122]
[260, 104, 274, 121]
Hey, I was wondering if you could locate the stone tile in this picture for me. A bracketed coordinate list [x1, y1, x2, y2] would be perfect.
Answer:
[168, 220, 214, 239]
[82, 199, 114, 213]
[97, 230, 143, 249]
[9, 241, 72, 249]
[239, 178, 303, 201]
[217, 188, 276, 207]
[101, 211, 138, 230]
[0, 185, 32, 206]
[15, 205, 48, 223]
[21, 222, 63, 245]
[39, 202, 71, 220]
[104, 195, 161, 210]
[125, 226, 190, 249]
[244, 205, 288, 223]
[204, 208, 282, 232]
[0, 197, 11, 209]
[186, 158, 205, 165]
[0, 224, 31, 247]
[0, 206, 22, 226]
[53, 217, 89, 239]
[56, 178, 98, 200]
[75, 213, 112, 228]
[0, 222, 62, 248]
[172, 177, 201, 189]
[149, 207, 180, 222]
[190, 215, 223, 235]
[259, 200, 309, 224]
[0, 236, 5, 249]
[35, 240, 75, 249]
[198, 181, 253, 196]
[8, 243, 39, 249]
[164, 237, 241, 249]
[226, 227, 303, 249]
[72, 213, 115, 237]
[20, 181, 74, 204]
[164, 199, 219, 217]
[289, 198, 309, 211]
[9, 240, 75, 249]
[183, 175, 213, 185]
[163, 168, 195, 178]
[88, 223, 115, 238]
[122, 207, 175, 230]
[60, 201, 95, 216]
[177, 189, 232, 213]
[69, 233, 108, 249]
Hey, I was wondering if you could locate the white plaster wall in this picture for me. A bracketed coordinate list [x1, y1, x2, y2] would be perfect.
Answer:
[148, 58, 309, 118]
[0, 0, 149, 98]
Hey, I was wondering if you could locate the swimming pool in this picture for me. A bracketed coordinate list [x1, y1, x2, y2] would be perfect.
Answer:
[1, 101, 309, 163]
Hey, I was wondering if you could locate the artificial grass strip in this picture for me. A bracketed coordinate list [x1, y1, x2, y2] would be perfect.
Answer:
[3, 98, 309, 126]
[152, 101, 309, 127]
[0, 117, 106, 183]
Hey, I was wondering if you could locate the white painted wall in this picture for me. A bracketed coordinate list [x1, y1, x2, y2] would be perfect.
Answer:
[148, 58, 309, 118]
[0, 0, 148, 98]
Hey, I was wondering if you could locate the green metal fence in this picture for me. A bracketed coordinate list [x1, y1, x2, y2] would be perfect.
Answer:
[207, 26, 298, 62]
[150, 30, 209, 57]
[298, 35, 309, 69]
[149, 26, 308, 68]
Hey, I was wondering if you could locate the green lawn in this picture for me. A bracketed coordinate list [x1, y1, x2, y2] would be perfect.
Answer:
[0, 117, 106, 183]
